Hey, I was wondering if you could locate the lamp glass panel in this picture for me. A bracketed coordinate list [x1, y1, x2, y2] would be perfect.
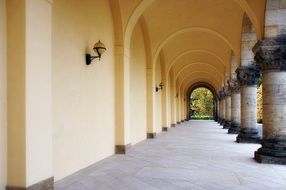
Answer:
[97, 47, 106, 55]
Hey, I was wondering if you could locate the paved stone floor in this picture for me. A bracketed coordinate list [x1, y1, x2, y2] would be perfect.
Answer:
[55, 121, 286, 190]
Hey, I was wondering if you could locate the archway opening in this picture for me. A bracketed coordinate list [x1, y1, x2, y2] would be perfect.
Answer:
[190, 87, 214, 120]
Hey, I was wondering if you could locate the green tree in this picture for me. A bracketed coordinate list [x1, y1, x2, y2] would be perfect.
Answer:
[190, 88, 214, 119]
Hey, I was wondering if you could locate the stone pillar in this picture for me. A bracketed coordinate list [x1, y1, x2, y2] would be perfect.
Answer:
[228, 79, 241, 134]
[253, 37, 286, 164]
[214, 99, 218, 122]
[223, 86, 231, 129]
[219, 90, 225, 126]
[217, 99, 220, 123]
[217, 95, 221, 123]
[236, 65, 261, 143]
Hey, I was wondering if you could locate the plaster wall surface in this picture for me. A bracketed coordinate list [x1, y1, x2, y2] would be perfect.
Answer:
[7, 0, 26, 186]
[25, 0, 53, 185]
[52, 0, 115, 181]
[130, 22, 147, 145]
[155, 59, 162, 133]
[0, 0, 7, 188]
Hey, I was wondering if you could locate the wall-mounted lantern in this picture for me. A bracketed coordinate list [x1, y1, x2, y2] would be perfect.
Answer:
[155, 82, 164, 92]
[85, 40, 106, 65]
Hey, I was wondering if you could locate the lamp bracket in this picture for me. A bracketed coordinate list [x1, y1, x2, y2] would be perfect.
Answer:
[86, 54, 101, 65]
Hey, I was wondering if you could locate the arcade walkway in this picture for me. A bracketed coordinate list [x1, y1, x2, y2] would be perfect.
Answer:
[55, 121, 286, 190]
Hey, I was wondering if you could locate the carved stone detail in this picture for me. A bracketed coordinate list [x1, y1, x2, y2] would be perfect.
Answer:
[219, 89, 225, 100]
[253, 37, 286, 71]
[223, 85, 231, 97]
[228, 79, 240, 93]
[236, 65, 261, 86]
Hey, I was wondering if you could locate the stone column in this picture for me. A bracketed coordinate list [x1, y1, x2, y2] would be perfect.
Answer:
[219, 90, 225, 126]
[223, 86, 231, 129]
[228, 79, 241, 134]
[253, 37, 286, 164]
[214, 99, 218, 122]
[217, 94, 222, 124]
[236, 65, 261, 143]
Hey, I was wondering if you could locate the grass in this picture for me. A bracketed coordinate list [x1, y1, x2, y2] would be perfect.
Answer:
[191, 115, 213, 120]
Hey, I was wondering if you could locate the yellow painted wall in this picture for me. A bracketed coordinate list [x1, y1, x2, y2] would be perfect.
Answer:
[7, 0, 26, 186]
[25, 0, 53, 185]
[0, 0, 7, 188]
[155, 59, 162, 133]
[52, 0, 115, 180]
[130, 22, 147, 145]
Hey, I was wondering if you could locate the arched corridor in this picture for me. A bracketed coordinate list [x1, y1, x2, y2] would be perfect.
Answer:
[1, 0, 286, 189]
[55, 121, 286, 190]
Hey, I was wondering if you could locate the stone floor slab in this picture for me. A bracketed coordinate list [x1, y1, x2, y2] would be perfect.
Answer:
[55, 121, 286, 190]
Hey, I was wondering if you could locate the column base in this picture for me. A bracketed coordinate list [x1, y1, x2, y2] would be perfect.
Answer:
[115, 143, 131, 154]
[236, 128, 261, 144]
[223, 120, 231, 129]
[181, 120, 185, 123]
[6, 177, 54, 190]
[177, 121, 181, 124]
[254, 138, 286, 165]
[162, 127, 168, 132]
[219, 119, 225, 126]
[171, 123, 176, 127]
[147, 132, 156, 139]
[228, 123, 240, 134]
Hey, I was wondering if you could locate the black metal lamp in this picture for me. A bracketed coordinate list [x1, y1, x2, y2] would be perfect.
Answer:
[156, 82, 164, 92]
[86, 40, 106, 65]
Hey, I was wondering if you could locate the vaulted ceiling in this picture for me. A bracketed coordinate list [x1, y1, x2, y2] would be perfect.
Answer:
[113, 0, 266, 92]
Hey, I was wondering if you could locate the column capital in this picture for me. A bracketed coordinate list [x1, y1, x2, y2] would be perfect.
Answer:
[224, 85, 231, 97]
[228, 79, 240, 94]
[236, 65, 260, 86]
[219, 89, 225, 100]
[253, 36, 286, 71]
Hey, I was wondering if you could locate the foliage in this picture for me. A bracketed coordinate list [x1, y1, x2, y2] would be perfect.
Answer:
[257, 84, 263, 123]
[190, 88, 213, 119]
